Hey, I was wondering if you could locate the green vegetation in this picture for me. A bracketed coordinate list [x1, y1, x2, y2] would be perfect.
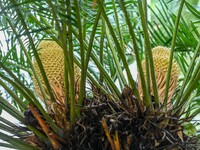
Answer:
[0, 0, 199, 149]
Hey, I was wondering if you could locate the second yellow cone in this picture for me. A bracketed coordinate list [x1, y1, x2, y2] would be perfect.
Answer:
[138, 46, 179, 107]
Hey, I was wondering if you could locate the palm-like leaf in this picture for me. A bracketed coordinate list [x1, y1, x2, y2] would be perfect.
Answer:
[0, 0, 199, 149]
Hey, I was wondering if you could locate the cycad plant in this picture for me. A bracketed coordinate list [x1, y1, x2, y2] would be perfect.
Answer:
[0, 0, 199, 149]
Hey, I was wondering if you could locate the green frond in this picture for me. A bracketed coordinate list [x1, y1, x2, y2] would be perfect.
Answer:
[0, 0, 200, 149]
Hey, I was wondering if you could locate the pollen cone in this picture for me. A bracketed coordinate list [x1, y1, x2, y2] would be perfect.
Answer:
[138, 46, 179, 107]
[32, 40, 80, 129]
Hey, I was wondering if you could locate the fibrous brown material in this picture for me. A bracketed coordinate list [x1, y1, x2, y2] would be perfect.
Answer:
[138, 46, 179, 106]
[32, 40, 80, 129]
[64, 86, 191, 150]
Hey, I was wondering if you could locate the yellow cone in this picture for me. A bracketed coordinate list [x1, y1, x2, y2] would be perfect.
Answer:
[32, 40, 80, 129]
[138, 46, 179, 106]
